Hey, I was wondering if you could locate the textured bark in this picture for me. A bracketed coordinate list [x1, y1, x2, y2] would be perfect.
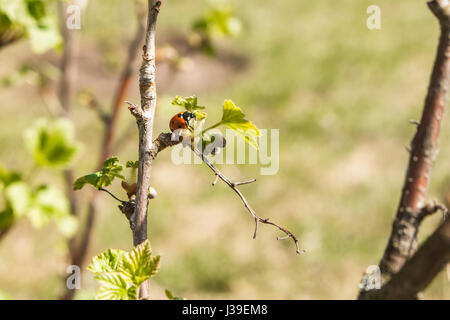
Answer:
[361, 219, 450, 300]
[378, 0, 450, 281]
[128, 0, 162, 299]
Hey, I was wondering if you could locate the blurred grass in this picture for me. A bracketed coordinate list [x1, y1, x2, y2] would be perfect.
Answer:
[0, 0, 449, 299]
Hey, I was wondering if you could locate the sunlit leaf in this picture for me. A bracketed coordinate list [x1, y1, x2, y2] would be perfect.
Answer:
[0, 0, 62, 53]
[95, 273, 134, 300]
[120, 239, 161, 286]
[24, 118, 81, 168]
[171, 95, 205, 111]
[125, 161, 139, 169]
[73, 157, 125, 190]
[88, 248, 126, 275]
[193, 6, 242, 38]
[220, 100, 260, 149]
[88, 240, 161, 300]
[4, 182, 31, 217]
[26, 185, 71, 229]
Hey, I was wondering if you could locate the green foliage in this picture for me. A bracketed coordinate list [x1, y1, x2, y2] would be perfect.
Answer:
[88, 240, 161, 300]
[24, 118, 81, 168]
[0, 165, 77, 237]
[0, 119, 79, 237]
[74, 157, 125, 190]
[171, 95, 205, 112]
[193, 6, 242, 39]
[125, 161, 139, 169]
[172, 96, 260, 149]
[220, 100, 260, 149]
[0, 207, 14, 233]
[165, 289, 185, 300]
[0, 0, 62, 53]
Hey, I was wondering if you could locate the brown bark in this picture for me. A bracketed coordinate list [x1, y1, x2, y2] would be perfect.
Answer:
[361, 219, 450, 300]
[127, 0, 162, 299]
[378, 0, 450, 281]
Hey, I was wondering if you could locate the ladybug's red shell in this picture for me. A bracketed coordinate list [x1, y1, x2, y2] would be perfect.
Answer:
[169, 112, 187, 132]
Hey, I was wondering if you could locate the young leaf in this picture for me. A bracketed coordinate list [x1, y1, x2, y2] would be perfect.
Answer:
[220, 100, 260, 149]
[126, 161, 139, 169]
[24, 118, 81, 168]
[73, 173, 100, 190]
[25, 185, 71, 230]
[165, 289, 185, 300]
[171, 95, 206, 111]
[0, 0, 62, 53]
[88, 248, 126, 275]
[0, 164, 21, 187]
[193, 6, 242, 38]
[88, 240, 161, 300]
[73, 156, 125, 190]
[4, 181, 31, 217]
[95, 273, 135, 300]
[120, 239, 161, 286]
[193, 110, 207, 121]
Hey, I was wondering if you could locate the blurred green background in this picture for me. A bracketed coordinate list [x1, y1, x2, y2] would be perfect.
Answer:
[0, 0, 449, 299]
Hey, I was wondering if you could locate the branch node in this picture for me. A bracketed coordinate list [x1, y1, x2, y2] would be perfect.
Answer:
[125, 101, 142, 118]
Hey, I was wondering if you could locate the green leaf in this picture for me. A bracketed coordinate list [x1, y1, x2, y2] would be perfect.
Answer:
[26, 185, 71, 229]
[171, 95, 206, 111]
[4, 182, 31, 217]
[3, 181, 75, 236]
[165, 289, 174, 300]
[95, 273, 135, 300]
[88, 239, 160, 300]
[0, 164, 21, 187]
[24, 118, 81, 168]
[193, 110, 207, 121]
[120, 239, 161, 286]
[88, 248, 126, 275]
[126, 161, 139, 169]
[27, 21, 61, 54]
[165, 289, 185, 300]
[193, 6, 242, 38]
[73, 156, 125, 190]
[220, 100, 260, 149]
[0, 207, 14, 233]
[73, 173, 100, 190]
[0, 0, 62, 53]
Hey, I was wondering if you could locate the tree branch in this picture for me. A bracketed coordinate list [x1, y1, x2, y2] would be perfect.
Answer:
[377, 0, 450, 281]
[126, 0, 162, 299]
[360, 218, 450, 300]
[190, 145, 305, 255]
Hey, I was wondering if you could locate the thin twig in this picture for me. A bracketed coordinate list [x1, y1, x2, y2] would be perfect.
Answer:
[98, 188, 127, 203]
[190, 145, 304, 255]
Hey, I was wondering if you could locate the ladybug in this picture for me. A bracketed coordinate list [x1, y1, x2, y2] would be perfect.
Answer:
[169, 111, 196, 132]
